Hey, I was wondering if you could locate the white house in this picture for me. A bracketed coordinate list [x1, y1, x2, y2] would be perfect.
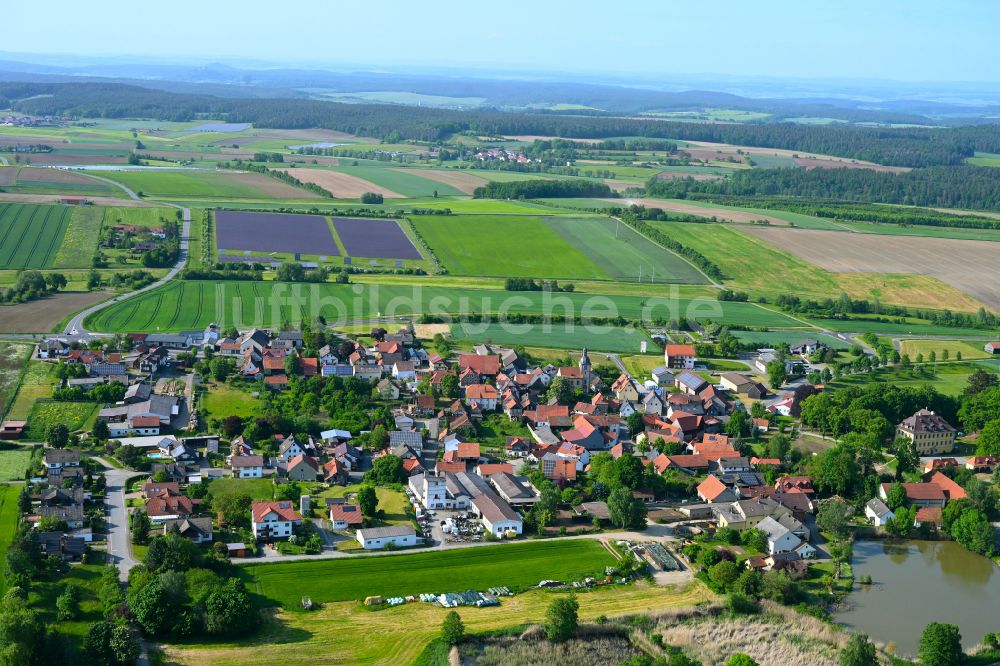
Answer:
[409, 473, 449, 510]
[251, 501, 302, 540]
[231, 455, 265, 479]
[277, 436, 305, 462]
[757, 516, 802, 555]
[464, 384, 499, 410]
[356, 525, 417, 550]
[865, 497, 895, 526]
[471, 493, 523, 537]
[392, 361, 416, 382]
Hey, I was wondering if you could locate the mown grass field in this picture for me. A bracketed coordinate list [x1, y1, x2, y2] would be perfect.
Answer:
[731, 330, 852, 350]
[243, 540, 615, 607]
[85, 280, 802, 332]
[51, 206, 104, 268]
[207, 477, 275, 502]
[23, 400, 97, 440]
[899, 339, 990, 360]
[163, 580, 710, 666]
[0, 446, 33, 482]
[543, 216, 709, 284]
[412, 214, 607, 278]
[202, 382, 263, 420]
[451, 321, 655, 354]
[0, 203, 73, 268]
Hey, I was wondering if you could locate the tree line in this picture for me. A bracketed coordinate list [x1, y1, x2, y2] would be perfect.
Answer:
[472, 179, 612, 199]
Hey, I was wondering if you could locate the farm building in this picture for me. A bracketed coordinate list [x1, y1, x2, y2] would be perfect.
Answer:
[356, 525, 418, 550]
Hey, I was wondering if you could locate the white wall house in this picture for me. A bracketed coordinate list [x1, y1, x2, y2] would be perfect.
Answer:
[356, 525, 417, 550]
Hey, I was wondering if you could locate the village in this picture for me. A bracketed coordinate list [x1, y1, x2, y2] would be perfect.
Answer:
[7, 316, 991, 628]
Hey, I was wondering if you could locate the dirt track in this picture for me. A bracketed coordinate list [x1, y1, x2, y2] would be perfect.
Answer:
[743, 226, 1000, 310]
[280, 168, 404, 199]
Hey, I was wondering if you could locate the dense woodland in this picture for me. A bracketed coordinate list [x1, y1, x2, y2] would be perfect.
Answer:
[646, 165, 1000, 211]
[6, 82, 1000, 167]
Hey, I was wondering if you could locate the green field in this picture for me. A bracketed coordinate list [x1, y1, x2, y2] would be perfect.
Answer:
[242, 540, 615, 608]
[413, 214, 605, 278]
[5, 361, 57, 421]
[731, 330, 852, 350]
[0, 203, 73, 268]
[23, 400, 98, 440]
[0, 342, 31, 419]
[648, 221, 839, 295]
[835, 221, 1000, 242]
[207, 477, 275, 502]
[51, 206, 105, 268]
[0, 485, 20, 592]
[899, 339, 990, 360]
[807, 317, 994, 337]
[967, 152, 1000, 167]
[451, 321, 655, 354]
[827, 363, 978, 397]
[543, 216, 709, 284]
[202, 382, 264, 420]
[88, 169, 280, 198]
[330, 165, 465, 197]
[86, 280, 802, 332]
[0, 446, 32, 482]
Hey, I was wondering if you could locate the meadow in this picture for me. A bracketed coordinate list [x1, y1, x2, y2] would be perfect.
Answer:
[826, 363, 978, 397]
[84, 280, 802, 332]
[0, 203, 73, 269]
[51, 206, 104, 268]
[731, 330, 852, 350]
[201, 382, 264, 421]
[162, 581, 710, 666]
[543, 216, 709, 284]
[0, 446, 33, 482]
[0, 342, 31, 418]
[206, 477, 275, 502]
[450, 321, 655, 354]
[412, 214, 606, 279]
[241, 540, 615, 608]
[0, 485, 20, 593]
[23, 400, 97, 440]
[808, 317, 994, 337]
[898, 339, 990, 360]
[4, 361, 56, 420]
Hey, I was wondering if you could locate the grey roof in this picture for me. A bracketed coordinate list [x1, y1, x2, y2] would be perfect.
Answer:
[164, 517, 213, 537]
[757, 516, 792, 542]
[389, 431, 422, 449]
[44, 448, 80, 465]
[676, 372, 706, 390]
[37, 504, 84, 521]
[735, 497, 784, 520]
[575, 501, 610, 520]
[357, 525, 415, 539]
[68, 377, 106, 387]
[124, 383, 152, 401]
[277, 331, 304, 341]
[145, 333, 191, 345]
[489, 472, 537, 501]
[472, 492, 521, 525]
[866, 497, 893, 518]
[100, 394, 178, 423]
[445, 471, 490, 499]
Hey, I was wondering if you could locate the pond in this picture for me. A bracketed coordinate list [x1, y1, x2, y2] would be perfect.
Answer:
[835, 539, 1000, 657]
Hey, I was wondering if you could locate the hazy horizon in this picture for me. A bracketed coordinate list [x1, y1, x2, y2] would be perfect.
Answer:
[5, 0, 999, 84]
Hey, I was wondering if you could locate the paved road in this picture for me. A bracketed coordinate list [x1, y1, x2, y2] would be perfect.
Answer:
[92, 457, 143, 581]
[64, 205, 191, 339]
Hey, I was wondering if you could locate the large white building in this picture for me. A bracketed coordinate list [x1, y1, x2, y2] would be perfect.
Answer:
[251, 501, 302, 540]
[356, 525, 418, 550]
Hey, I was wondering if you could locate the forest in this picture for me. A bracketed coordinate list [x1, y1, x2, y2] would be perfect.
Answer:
[6, 82, 1000, 167]
[645, 165, 1000, 211]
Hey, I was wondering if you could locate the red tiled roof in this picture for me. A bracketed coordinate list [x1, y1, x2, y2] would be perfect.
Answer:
[477, 463, 513, 476]
[402, 457, 423, 473]
[665, 344, 696, 357]
[436, 460, 467, 474]
[663, 454, 709, 470]
[146, 490, 195, 517]
[927, 472, 967, 501]
[456, 442, 481, 460]
[881, 482, 945, 502]
[465, 384, 498, 400]
[328, 503, 363, 525]
[915, 506, 942, 524]
[697, 475, 729, 501]
[252, 500, 302, 523]
[131, 416, 160, 428]
[458, 354, 500, 376]
[300, 357, 319, 377]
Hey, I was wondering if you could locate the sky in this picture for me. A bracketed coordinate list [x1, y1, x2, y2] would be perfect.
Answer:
[4, 0, 999, 83]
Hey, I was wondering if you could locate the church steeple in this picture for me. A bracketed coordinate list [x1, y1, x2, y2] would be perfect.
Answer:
[579, 347, 592, 384]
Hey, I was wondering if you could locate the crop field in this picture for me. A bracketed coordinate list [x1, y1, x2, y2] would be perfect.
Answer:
[0, 290, 109, 333]
[12, 167, 121, 195]
[613, 198, 840, 228]
[450, 321, 656, 353]
[242, 540, 615, 608]
[0, 342, 31, 418]
[86, 280, 801, 332]
[742, 226, 1000, 311]
[835, 221, 1000, 242]
[89, 169, 315, 199]
[389, 167, 487, 194]
[0, 203, 73, 268]
[967, 152, 1000, 167]
[23, 401, 97, 439]
[731, 330, 852, 350]
[278, 167, 403, 198]
[5, 362, 56, 421]
[50, 206, 105, 268]
[215, 210, 339, 255]
[899, 339, 990, 360]
[331, 217, 421, 259]
[807, 317, 993, 337]
[543, 216, 709, 284]
[412, 214, 605, 278]
[331, 165, 466, 197]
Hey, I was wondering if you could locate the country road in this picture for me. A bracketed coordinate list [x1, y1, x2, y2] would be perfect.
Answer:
[93, 457, 142, 580]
